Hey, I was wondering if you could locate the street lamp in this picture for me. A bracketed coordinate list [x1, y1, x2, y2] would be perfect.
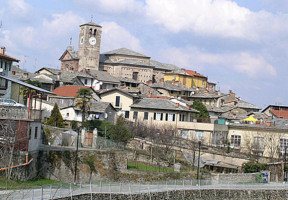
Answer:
[74, 126, 81, 183]
[197, 141, 202, 182]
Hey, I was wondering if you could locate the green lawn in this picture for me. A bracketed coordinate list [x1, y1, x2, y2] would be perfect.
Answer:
[127, 161, 175, 173]
[0, 177, 62, 189]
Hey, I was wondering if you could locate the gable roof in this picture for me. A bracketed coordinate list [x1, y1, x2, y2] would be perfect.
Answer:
[0, 53, 19, 62]
[35, 67, 61, 75]
[59, 46, 79, 60]
[52, 86, 90, 97]
[270, 110, 288, 119]
[99, 88, 138, 98]
[88, 69, 120, 84]
[151, 81, 195, 92]
[150, 60, 179, 71]
[80, 22, 102, 27]
[102, 48, 150, 58]
[131, 98, 199, 112]
[236, 100, 261, 110]
[184, 69, 207, 78]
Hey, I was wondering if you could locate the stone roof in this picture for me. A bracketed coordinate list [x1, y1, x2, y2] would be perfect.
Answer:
[36, 67, 62, 75]
[102, 48, 149, 58]
[131, 98, 199, 112]
[190, 93, 223, 99]
[66, 46, 79, 59]
[74, 101, 112, 113]
[150, 60, 179, 71]
[88, 69, 120, 84]
[236, 100, 261, 110]
[151, 81, 195, 92]
[99, 88, 138, 98]
[205, 105, 229, 113]
[119, 77, 141, 84]
[101, 58, 152, 67]
[80, 22, 102, 27]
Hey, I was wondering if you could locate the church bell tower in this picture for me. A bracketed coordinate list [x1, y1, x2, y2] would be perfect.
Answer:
[78, 22, 102, 71]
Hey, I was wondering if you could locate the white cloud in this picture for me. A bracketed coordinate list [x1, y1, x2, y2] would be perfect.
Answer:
[100, 21, 143, 52]
[7, 0, 31, 15]
[145, 0, 288, 41]
[161, 47, 277, 78]
[42, 11, 85, 37]
[74, 0, 144, 14]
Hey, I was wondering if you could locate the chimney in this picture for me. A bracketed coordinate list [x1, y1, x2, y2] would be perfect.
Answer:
[176, 103, 179, 107]
[229, 90, 235, 106]
[0, 47, 5, 55]
[147, 94, 152, 97]
[187, 105, 190, 109]
[160, 78, 164, 82]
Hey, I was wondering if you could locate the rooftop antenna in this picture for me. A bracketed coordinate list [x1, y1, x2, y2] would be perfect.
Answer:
[70, 37, 72, 45]
[91, 14, 93, 22]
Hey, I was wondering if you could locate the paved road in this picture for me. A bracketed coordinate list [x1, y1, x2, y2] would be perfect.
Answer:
[1, 182, 288, 200]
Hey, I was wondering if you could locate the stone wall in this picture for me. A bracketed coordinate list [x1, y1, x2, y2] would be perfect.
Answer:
[55, 189, 288, 200]
[210, 173, 258, 184]
[40, 149, 127, 183]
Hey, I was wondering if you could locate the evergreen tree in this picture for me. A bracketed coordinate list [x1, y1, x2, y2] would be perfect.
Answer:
[75, 88, 92, 123]
[191, 100, 210, 118]
[110, 116, 133, 143]
[46, 103, 65, 128]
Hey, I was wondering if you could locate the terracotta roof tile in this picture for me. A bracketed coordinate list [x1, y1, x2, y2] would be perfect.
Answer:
[52, 86, 89, 97]
[270, 110, 288, 119]
[184, 69, 206, 78]
[0, 53, 19, 62]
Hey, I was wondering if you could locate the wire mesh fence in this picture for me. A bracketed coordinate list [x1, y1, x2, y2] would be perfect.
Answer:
[2, 179, 288, 200]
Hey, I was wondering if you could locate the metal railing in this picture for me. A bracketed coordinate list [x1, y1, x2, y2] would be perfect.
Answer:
[2, 179, 288, 200]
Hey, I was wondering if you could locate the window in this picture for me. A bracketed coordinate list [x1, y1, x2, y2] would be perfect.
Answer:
[84, 79, 88, 85]
[190, 114, 193, 122]
[35, 127, 38, 139]
[230, 135, 241, 148]
[29, 128, 32, 140]
[125, 111, 129, 119]
[132, 72, 138, 80]
[94, 29, 97, 35]
[80, 37, 84, 44]
[144, 112, 149, 120]
[66, 113, 69, 117]
[166, 113, 175, 121]
[154, 112, 163, 121]
[194, 130, 204, 140]
[253, 136, 264, 150]
[279, 138, 288, 157]
[179, 114, 185, 121]
[115, 96, 120, 107]
[212, 131, 228, 146]
[133, 111, 138, 119]
[181, 130, 190, 139]
[89, 28, 92, 34]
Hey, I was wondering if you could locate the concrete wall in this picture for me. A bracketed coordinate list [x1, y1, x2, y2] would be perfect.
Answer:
[100, 90, 134, 111]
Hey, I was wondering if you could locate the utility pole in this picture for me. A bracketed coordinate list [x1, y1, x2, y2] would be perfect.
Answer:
[197, 141, 202, 182]
[74, 127, 81, 183]
[285, 146, 287, 182]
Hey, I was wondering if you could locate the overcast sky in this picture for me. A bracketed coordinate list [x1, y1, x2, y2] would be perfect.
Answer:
[1, 0, 288, 109]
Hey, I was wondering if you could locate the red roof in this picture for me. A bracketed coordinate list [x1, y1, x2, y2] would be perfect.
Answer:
[52, 86, 90, 97]
[0, 53, 19, 62]
[184, 69, 207, 78]
[270, 110, 288, 119]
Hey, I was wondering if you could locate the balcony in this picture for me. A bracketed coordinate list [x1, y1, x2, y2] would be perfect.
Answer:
[0, 107, 42, 121]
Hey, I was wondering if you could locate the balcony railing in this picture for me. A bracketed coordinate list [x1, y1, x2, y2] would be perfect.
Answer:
[0, 107, 42, 120]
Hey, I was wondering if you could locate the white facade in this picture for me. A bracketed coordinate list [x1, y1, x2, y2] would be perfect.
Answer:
[28, 121, 42, 152]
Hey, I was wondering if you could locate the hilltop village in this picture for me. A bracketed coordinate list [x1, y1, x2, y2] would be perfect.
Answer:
[1, 21, 288, 184]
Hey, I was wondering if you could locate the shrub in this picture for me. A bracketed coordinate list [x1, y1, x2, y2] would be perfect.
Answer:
[242, 162, 267, 173]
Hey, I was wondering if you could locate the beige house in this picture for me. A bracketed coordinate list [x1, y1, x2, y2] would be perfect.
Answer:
[227, 121, 288, 159]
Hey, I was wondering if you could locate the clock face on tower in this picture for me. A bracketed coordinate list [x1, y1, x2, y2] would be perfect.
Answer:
[89, 37, 97, 45]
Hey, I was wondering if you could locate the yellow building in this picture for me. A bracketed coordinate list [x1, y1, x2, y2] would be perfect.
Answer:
[164, 69, 207, 88]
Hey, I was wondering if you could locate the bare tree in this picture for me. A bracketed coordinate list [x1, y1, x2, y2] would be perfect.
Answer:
[0, 120, 27, 181]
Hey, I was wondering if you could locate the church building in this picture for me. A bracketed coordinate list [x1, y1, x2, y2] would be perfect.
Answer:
[59, 22, 179, 84]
